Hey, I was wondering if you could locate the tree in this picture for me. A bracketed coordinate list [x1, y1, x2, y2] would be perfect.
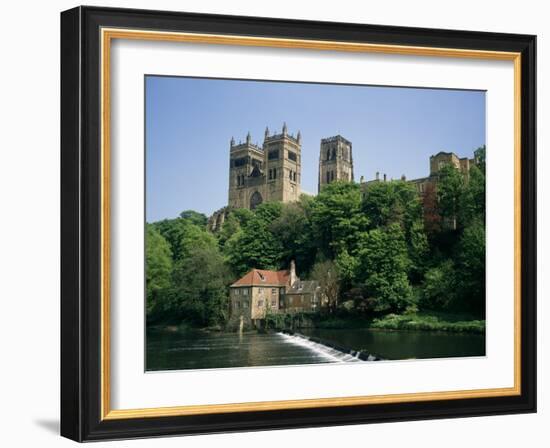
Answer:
[474, 145, 486, 174]
[436, 164, 465, 230]
[145, 224, 173, 318]
[408, 220, 429, 281]
[310, 182, 369, 258]
[422, 182, 442, 236]
[355, 224, 413, 313]
[420, 260, 455, 310]
[454, 219, 486, 316]
[154, 218, 217, 261]
[171, 244, 232, 326]
[217, 208, 253, 248]
[269, 200, 317, 275]
[362, 180, 423, 234]
[461, 164, 485, 224]
[179, 210, 208, 227]
[223, 202, 284, 276]
[310, 259, 340, 312]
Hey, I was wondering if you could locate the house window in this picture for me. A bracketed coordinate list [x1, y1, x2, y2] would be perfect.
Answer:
[258, 287, 263, 293]
[271, 299, 277, 307]
[271, 288, 277, 295]
[234, 289, 239, 295]
[243, 301, 249, 308]
[234, 301, 240, 309]
[243, 289, 249, 296]
[258, 300, 264, 307]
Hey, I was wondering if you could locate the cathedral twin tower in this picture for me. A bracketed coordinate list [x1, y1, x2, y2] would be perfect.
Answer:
[228, 124, 354, 210]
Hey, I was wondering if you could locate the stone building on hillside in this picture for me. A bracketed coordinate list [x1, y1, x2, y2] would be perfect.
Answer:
[228, 261, 323, 328]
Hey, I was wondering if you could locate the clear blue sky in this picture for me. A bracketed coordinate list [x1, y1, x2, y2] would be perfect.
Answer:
[146, 76, 485, 222]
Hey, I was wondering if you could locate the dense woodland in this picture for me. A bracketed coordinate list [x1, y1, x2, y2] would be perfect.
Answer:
[146, 147, 486, 331]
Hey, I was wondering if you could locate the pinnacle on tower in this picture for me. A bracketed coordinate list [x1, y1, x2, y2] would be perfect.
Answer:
[297, 130, 302, 143]
[265, 126, 270, 139]
[246, 131, 251, 144]
[230, 136, 235, 147]
[282, 122, 288, 135]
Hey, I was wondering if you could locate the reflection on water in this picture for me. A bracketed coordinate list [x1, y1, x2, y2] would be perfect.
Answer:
[300, 328, 485, 360]
[146, 327, 485, 371]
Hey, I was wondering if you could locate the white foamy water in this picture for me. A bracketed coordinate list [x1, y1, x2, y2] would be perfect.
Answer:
[277, 332, 363, 363]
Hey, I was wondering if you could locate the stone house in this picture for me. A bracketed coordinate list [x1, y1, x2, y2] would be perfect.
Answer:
[229, 261, 322, 328]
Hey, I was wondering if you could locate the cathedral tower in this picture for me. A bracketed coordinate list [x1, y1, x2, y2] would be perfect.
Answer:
[318, 135, 354, 192]
[227, 124, 302, 210]
[228, 132, 265, 209]
[263, 123, 302, 205]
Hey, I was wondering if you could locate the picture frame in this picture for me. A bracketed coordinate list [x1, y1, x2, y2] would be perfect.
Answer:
[60, 5, 536, 442]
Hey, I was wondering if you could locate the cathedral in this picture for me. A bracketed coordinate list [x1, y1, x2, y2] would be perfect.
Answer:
[207, 123, 478, 232]
[227, 124, 354, 212]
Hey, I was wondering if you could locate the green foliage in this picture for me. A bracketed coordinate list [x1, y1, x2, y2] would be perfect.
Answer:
[146, 145, 486, 328]
[179, 210, 208, 227]
[310, 182, 369, 257]
[371, 312, 485, 333]
[170, 243, 231, 326]
[356, 224, 414, 313]
[269, 199, 317, 275]
[145, 224, 173, 316]
[362, 180, 422, 233]
[420, 260, 455, 310]
[223, 202, 284, 276]
[437, 164, 465, 229]
[474, 145, 486, 174]
[453, 219, 486, 315]
[310, 259, 340, 311]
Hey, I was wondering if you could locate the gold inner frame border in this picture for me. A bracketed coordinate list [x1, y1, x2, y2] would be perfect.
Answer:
[100, 27, 522, 421]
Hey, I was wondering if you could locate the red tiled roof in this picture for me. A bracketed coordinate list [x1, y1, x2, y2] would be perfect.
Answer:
[231, 269, 290, 287]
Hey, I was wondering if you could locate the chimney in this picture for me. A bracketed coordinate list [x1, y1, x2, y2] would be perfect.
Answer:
[383, 173, 387, 182]
[290, 260, 297, 286]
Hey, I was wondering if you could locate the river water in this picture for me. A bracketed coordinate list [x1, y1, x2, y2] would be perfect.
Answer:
[146, 327, 485, 371]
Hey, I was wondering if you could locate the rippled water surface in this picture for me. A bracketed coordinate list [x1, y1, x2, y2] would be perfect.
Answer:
[146, 327, 485, 371]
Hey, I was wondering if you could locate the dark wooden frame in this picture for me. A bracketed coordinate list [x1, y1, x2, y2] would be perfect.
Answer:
[61, 5, 537, 442]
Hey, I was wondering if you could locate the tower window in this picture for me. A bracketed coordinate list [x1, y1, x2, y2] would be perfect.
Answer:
[293, 171, 297, 182]
[268, 150, 279, 160]
[326, 171, 330, 183]
[273, 168, 277, 179]
[288, 151, 297, 162]
[289, 170, 293, 180]
[268, 169, 272, 180]
[331, 171, 335, 181]
[326, 149, 331, 161]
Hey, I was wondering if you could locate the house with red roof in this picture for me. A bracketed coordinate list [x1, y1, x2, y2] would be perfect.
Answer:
[229, 260, 322, 328]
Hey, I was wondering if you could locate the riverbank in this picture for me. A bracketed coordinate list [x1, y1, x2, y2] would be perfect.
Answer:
[370, 312, 485, 334]
[277, 311, 485, 334]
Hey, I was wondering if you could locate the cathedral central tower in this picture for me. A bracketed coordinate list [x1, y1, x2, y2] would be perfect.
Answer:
[318, 135, 354, 192]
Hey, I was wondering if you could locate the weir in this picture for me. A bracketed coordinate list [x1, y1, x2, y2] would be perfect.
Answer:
[277, 331, 372, 363]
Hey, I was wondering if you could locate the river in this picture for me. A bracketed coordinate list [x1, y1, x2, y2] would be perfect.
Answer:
[146, 327, 485, 371]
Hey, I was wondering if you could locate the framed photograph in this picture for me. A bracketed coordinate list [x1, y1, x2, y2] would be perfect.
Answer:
[60, 6, 536, 441]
